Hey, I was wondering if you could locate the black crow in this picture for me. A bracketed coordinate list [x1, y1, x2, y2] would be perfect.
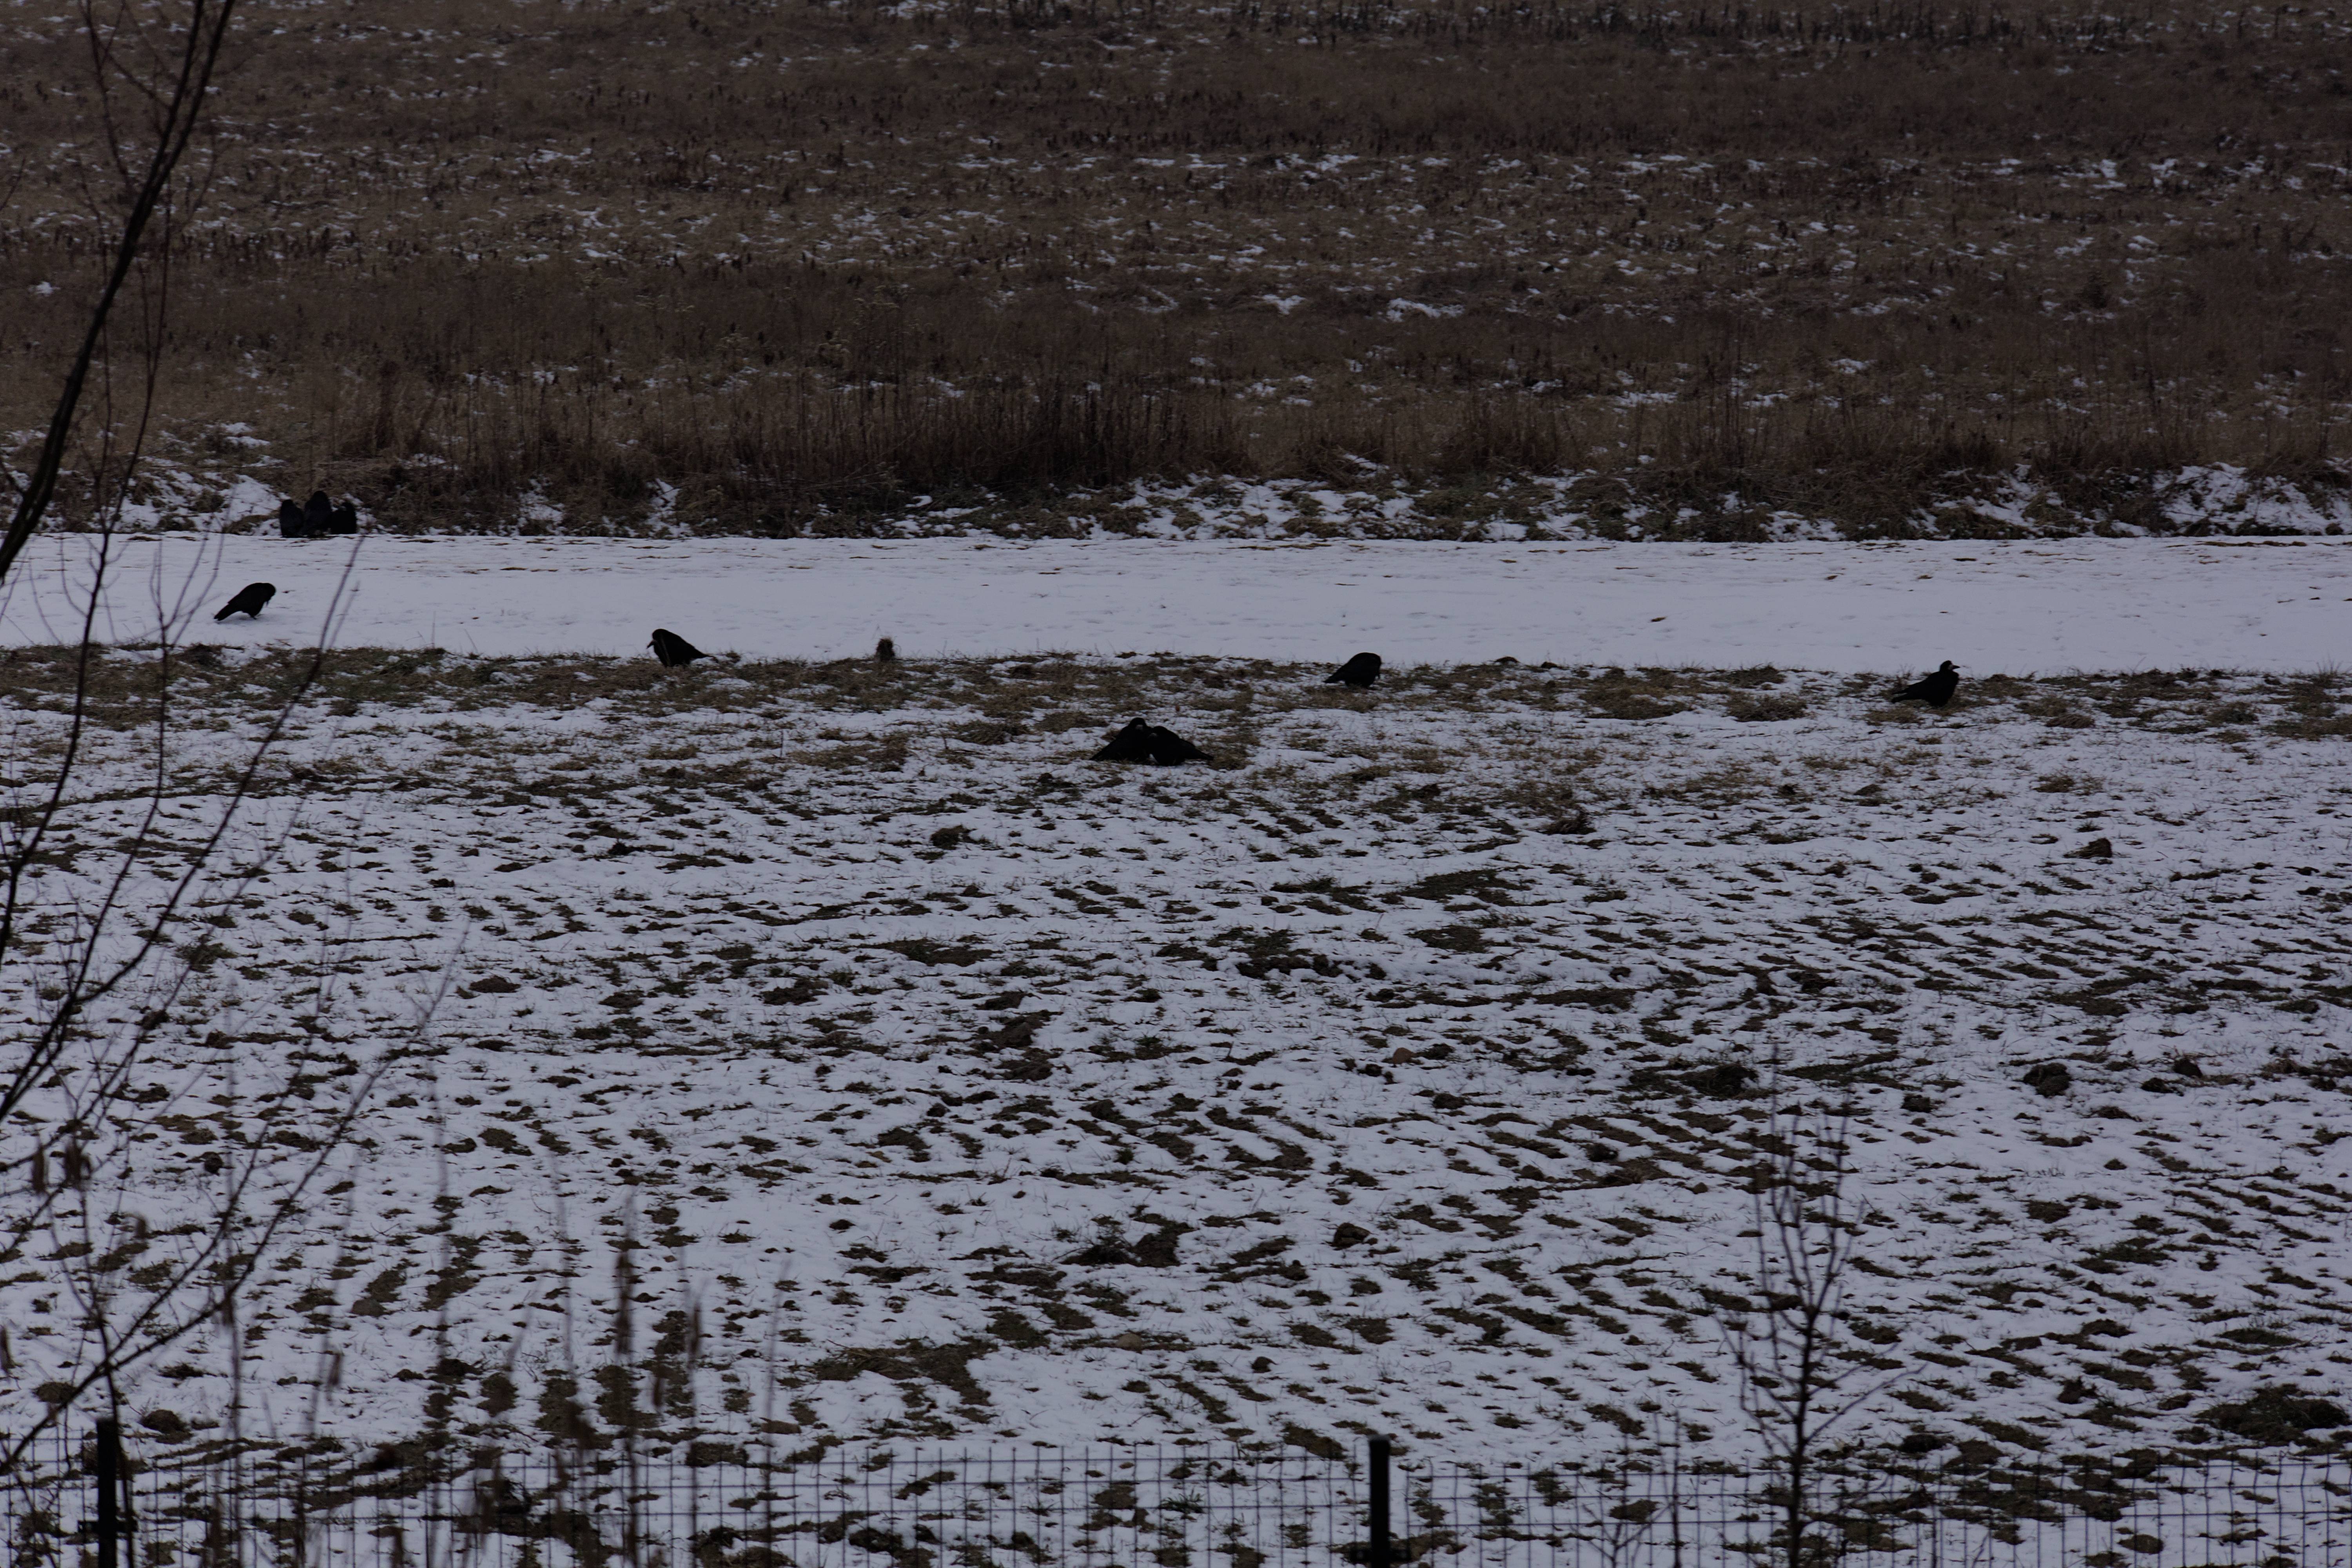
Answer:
[1887, 660, 1960, 708]
[303, 490, 334, 537]
[1093, 719, 1156, 762]
[1145, 725, 1210, 765]
[2021, 1062, 2072, 1097]
[1326, 651, 1381, 689]
[278, 498, 311, 538]
[212, 582, 276, 621]
[328, 499, 359, 534]
[1093, 719, 1210, 765]
[648, 628, 708, 667]
[875, 636, 898, 663]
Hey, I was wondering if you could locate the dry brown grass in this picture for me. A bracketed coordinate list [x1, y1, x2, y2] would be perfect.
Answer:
[5, 644, 2315, 747]
[5, 0, 2350, 533]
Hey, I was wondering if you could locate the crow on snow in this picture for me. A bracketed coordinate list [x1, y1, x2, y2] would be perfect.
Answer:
[213, 582, 276, 621]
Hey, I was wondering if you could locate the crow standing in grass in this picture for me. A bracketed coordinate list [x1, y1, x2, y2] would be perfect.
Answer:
[648, 628, 708, 668]
[328, 499, 359, 534]
[1888, 660, 1960, 708]
[1145, 726, 1211, 765]
[1093, 718, 1212, 765]
[875, 636, 897, 663]
[1326, 651, 1382, 689]
[212, 582, 276, 621]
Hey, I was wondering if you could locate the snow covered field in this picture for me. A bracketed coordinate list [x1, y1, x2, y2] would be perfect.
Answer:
[4, 532, 2352, 670]
[5, 637, 2350, 1474]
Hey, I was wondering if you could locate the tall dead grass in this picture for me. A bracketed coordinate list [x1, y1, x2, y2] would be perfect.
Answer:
[4, 0, 2348, 532]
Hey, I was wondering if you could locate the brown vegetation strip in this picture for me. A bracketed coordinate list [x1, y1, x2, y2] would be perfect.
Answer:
[5, 0, 2349, 531]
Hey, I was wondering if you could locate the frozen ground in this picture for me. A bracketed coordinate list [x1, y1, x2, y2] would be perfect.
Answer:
[4, 646, 2350, 1473]
[4, 532, 2352, 670]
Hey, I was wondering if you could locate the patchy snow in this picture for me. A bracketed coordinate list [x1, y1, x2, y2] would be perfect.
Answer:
[5, 533, 2352, 671]
[71, 446, 2352, 541]
[4, 649, 2350, 1472]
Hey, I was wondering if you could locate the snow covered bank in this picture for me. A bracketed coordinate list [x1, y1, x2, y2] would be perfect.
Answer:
[4, 652, 2350, 1469]
[4, 532, 2350, 672]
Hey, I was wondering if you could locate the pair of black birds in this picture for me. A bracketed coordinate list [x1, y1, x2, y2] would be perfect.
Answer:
[1095, 650, 1382, 766]
[651, 631, 894, 667]
[1330, 652, 1963, 706]
[1092, 719, 1211, 766]
[1326, 650, 1964, 707]
[278, 490, 358, 539]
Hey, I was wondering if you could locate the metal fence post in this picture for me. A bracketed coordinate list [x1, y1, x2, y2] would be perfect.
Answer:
[94, 1418, 122, 1568]
[1368, 1436, 1392, 1568]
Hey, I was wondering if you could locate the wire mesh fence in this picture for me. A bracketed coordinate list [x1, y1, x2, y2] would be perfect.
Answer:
[6, 1430, 2350, 1568]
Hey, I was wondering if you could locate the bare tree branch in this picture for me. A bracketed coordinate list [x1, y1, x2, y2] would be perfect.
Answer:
[1722, 1106, 1901, 1568]
[0, 0, 240, 586]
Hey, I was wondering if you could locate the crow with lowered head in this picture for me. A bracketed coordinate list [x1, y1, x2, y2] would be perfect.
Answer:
[213, 582, 276, 621]
[1093, 719, 1212, 765]
[1326, 651, 1381, 688]
[1146, 726, 1211, 765]
[278, 498, 311, 538]
[1887, 660, 1960, 708]
[328, 499, 359, 534]
[648, 628, 709, 668]
[1093, 719, 1155, 761]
